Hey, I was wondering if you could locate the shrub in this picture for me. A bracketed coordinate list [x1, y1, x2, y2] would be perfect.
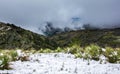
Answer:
[29, 49, 37, 54]
[103, 47, 118, 63]
[0, 55, 11, 70]
[38, 49, 44, 53]
[116, 48, 120, 62]
[67, 45, 81, 54]
[43, 48, 53, 53]
[74, 53, 82, 58]
[84, 44, 101, 61]
[55, 47, 63, 52]
[38, 48, 54, 53]
[9, 50, 18, 61]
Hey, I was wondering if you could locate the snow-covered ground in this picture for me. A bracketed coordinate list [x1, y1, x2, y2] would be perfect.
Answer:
[0, 53, 120, 74]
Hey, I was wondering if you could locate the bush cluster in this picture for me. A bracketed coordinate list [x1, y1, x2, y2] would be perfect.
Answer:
[0, 44, 120, 70]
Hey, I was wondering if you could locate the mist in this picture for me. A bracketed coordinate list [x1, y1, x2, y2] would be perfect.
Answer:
[0, 0, 120, 34]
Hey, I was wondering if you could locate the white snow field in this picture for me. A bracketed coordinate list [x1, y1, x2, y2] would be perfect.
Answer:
[0, 53, 120, 74]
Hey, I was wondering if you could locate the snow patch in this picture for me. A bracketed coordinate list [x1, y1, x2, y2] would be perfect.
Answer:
[0, 53, 120, 74]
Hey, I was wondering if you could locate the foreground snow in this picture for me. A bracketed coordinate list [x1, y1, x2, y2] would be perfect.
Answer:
[0, 53, 120, 74]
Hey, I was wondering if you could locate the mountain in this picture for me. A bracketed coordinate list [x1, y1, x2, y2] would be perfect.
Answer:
[0, 22, 55, 50]
[0, 22, 120, 50]
[49, 28, 120, 48]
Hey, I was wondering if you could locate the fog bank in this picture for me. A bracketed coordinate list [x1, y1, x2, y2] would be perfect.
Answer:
[0, 0, 120, 34]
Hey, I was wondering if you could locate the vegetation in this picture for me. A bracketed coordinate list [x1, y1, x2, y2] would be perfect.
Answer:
[0, 49, 30, 70]
[0, 22, 54, 50]
[0, 22, 120, 50]
[0, 44, 120, 70]
[0, 22, 120, 69]
[50, 28, 120, 48]
[0, 55, 10, 70]
[83, 44, 101, 60]
[37, 44, 120, 63]
[103, 47, 120, 63]
[9, 50, 18, 61]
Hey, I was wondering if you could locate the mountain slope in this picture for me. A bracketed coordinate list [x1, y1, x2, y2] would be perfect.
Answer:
[0, 22, 120, 49]
[50, 28, 120, 48]
[0, 22, 54, 49]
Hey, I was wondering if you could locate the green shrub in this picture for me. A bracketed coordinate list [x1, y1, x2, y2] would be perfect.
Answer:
[55, 47, 63, 52]
[103, 47, 118, 63]
[84, 44, 101, 61]
[0, 55, 11, 70]
[74, 53, 82, 58]
[29, 49, 37, 54]
[39, 48, 54, 53]
[9, 50, 18, 61]
[38, 49, 44, 53]
[67, 45, 81, 54]
[43, 48, 53, 53]
[116, 48, 120, 62]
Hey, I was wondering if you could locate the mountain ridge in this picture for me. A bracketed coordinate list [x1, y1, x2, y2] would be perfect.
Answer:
[49, 28, 120, 48]
[0, 22, 120, 50]
[0, 22, 55, 49]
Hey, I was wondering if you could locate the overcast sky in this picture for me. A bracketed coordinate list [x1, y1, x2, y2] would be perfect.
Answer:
[0, 0, 120, 34]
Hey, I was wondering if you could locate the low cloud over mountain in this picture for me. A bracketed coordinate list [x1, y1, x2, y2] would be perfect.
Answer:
[0, 0, 120, 34]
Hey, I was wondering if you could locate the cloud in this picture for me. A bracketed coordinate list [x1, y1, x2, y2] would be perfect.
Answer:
[0, 0, 120, 34]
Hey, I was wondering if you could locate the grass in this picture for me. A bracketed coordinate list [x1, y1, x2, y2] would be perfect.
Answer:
[83, 44, 101, 61]
[9, 50, 18, 61]
[0, 49, 30, 70]
[37, 44, 120, 63]
[0, 55, 10, 70]
[0, 44, 120, 70]
[103, 47, 120, 63]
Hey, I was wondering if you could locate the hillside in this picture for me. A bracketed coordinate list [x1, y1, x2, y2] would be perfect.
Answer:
[0, 22, 120, 50]
[50, 28, 120, 48]
[0, 22, 54, 49]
